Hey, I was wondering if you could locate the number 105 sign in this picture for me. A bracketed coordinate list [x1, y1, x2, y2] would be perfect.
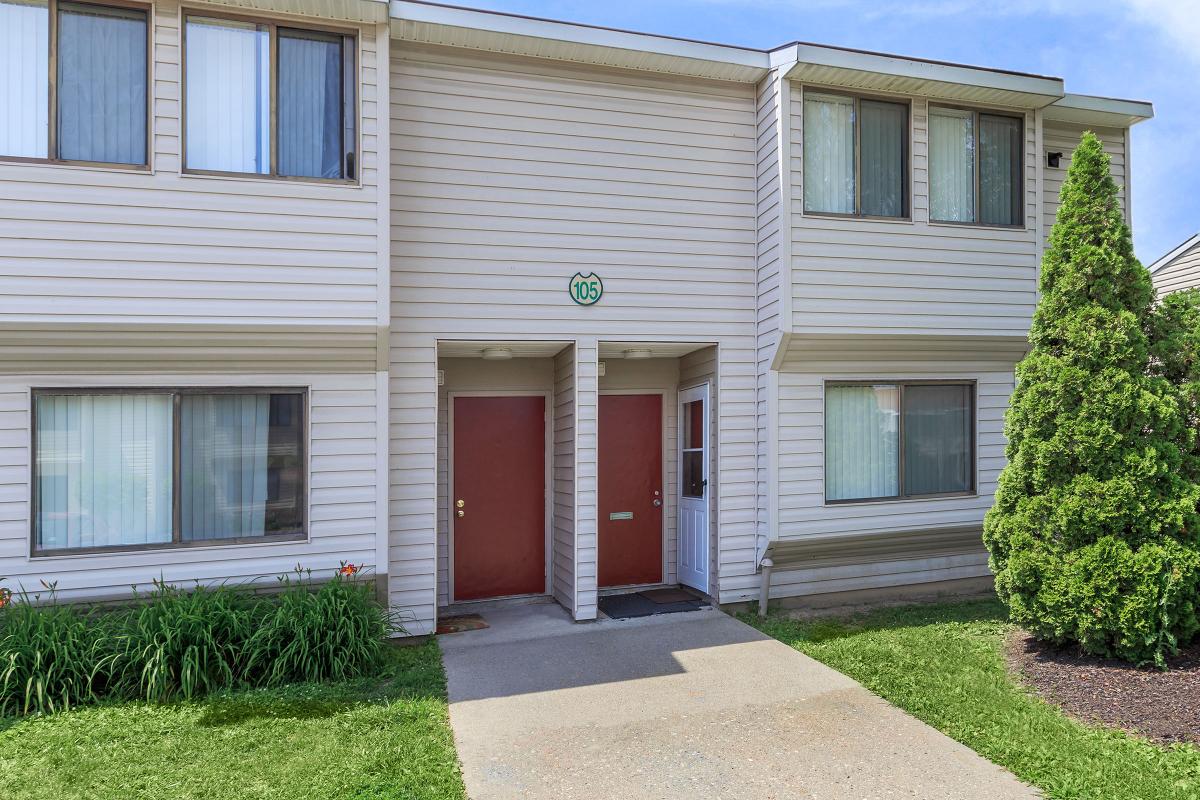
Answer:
[568, 272, 603, 306]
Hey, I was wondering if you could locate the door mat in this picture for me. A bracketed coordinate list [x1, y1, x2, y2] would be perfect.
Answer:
[436, 614, 489, 635]
[641, 587, 700, 604]
[598, 590, 709, 620]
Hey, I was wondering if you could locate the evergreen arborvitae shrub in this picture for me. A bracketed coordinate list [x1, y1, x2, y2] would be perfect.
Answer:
[983, 132, 1200, 666]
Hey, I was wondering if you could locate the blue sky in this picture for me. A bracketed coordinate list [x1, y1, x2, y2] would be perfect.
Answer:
[445, 0, 1199, 264]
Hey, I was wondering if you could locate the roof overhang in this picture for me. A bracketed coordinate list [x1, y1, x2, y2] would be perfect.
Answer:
[389, 0, 769, 82]
[198, 0, 389, 23]
[385, 1, 1153, 123]
[777, 42, 1064, 109]
[1149, 233, 1200, 274]
[1044, 93, 1155, 128]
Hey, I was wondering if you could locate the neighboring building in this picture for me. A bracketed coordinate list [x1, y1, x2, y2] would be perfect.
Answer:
[1150, 234, 1200, 296]
[0, 0, 1153, 634]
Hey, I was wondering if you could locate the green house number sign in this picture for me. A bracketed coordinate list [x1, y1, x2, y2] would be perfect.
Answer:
[568, 272, 603, 306]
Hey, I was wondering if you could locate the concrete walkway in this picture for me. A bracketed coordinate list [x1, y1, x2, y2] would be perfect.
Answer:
[438, 602, 1038, 800]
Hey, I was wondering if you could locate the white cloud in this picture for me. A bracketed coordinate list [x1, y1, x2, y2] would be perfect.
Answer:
[1126, 0, 1200, 63]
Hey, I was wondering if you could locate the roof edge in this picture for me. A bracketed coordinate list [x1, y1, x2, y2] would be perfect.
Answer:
[1045, 93, 1155, 128]
[390, 0, 770, 71]
[1149, 233, 1200, 274]
[391, 1, 1078, 95]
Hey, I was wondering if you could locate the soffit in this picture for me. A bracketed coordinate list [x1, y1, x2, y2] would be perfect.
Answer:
[390, 1, 768, 82]
[782, 43, 1065, 109]
[1044, 93, 1155, 128]
[199, 0, 389, 23]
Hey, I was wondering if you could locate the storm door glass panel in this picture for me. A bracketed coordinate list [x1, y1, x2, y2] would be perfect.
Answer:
[35, 393, 173, 550]
[278, 28, 344, 178]
[682, 399, 704, 499]
[803, 93, 855, 214]
[903, 385, 972, 496]
[929, 108, 975, 222]
[859, 99, 906, 217]
[185, 17, 269, 173]
[0, 0, 49, 158]
[180, 392, 303, 541]
[57, 2, 147, 164]
[825, 385, 899, 501]
[979, 114, 1023, 226]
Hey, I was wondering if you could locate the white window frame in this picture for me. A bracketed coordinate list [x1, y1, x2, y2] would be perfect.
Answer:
[30, 386, 310, 557]
[0, 0, 152, 169]
[823, 380, 978, 504]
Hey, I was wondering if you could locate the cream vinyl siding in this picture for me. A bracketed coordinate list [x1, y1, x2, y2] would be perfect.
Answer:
[573, 342, 599, 620]
[0, 0, 385, 329]
[0, 328, 381, 374]
[552, 346, 576, 610]
[0, 373, 380, 600]
[754, 72, 784, 574]
[1154, 241, 1200, 296]
[790, 88, 1039, 337]
[772, 352, 1014, 595]
[1042, 122, 1129, 241]
[389, 45, 760, 627]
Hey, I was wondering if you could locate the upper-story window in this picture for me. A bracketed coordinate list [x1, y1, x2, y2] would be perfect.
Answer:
[0, 0, 148, 166]
[803, 91, 909, 219]
[184, 14, 357, 181]
[929, 107, 1023, 227]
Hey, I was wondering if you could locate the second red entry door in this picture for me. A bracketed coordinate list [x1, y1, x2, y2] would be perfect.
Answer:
[598, 393, 664, 587]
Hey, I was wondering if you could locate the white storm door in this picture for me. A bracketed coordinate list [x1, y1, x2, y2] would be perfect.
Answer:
[678, 384, 709, 592]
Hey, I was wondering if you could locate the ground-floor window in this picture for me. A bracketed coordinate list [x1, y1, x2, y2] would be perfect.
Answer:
[824, 381, 974, 503]
[32, 388, 306, 555]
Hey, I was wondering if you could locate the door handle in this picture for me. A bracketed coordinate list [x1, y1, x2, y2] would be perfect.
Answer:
[652, 498, 662, 507]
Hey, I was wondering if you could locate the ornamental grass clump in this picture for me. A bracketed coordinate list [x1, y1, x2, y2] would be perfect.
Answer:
[0, 566, 400, 717]
[116, 580, 257, 702]
[242, 564, 395, 687]
[0, 583, 122, 716]
[984, 132, 1200, 666]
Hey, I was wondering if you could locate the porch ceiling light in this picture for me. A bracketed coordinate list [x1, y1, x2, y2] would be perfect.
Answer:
[481, 347, 513, 360]
[623, 348, 653, 360]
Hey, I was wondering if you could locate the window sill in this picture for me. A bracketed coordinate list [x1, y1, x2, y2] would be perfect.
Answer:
[0, 155, 152, 175]
[801, 211, 914, 225]
[30, 532, 308, 560]
[926, 219, 1028, 233]
[823, 492, 979, 508]
[181, 169, 360, 188]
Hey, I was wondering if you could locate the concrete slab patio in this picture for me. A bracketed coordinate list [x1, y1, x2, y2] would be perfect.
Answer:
[438, 601, 1039, 800]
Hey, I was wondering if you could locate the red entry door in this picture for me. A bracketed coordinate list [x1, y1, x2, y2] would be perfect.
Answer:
[452, 395, 546, 601]
[599, 394, 664, 587]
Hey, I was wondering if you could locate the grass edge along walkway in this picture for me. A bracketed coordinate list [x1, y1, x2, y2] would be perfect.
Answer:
[744, 599, 1200, 800]
[0, 639, 466, 800]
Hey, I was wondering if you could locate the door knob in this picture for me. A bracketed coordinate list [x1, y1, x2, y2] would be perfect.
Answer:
[457, 509, 465, 518]
[456, 499, 465, 508]
[653, 498, 663, 507]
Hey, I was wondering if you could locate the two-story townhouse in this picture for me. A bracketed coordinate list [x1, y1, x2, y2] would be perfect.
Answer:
[0, 0, 1153, 636]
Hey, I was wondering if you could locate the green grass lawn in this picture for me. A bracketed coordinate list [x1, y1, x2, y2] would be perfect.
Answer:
[746, 599, 1200, 800]
[0, 641, 465, 800]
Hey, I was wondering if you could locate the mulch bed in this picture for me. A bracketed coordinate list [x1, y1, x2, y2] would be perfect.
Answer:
[1006, 630, 1200, 746]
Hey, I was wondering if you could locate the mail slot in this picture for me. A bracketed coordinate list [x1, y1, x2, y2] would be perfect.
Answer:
[609, 511, 634, 521]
